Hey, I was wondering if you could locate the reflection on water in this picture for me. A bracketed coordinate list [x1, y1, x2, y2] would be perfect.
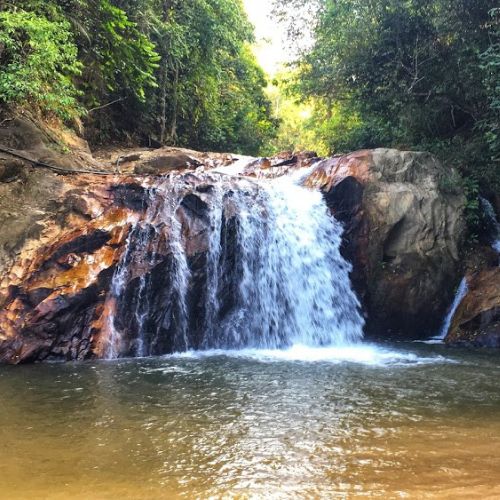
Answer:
[1, 343, 500, 499]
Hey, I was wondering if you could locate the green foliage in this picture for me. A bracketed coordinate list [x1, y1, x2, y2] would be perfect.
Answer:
[462, 177, 481, 242]
[479, 8, 500, 177]
[0, 0, 276, 155]
[274, 0, 500, 194]
[0, 9, 82, 120]
[75, 0, 160, 103]
[263, 74, 328, 155]
[132, 0, 277, 154]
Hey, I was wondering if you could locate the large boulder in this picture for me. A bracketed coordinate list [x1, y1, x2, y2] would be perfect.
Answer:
[445, 268, 500, 347]
[305, 148, 466, 338]
[133, 153, 201, 175]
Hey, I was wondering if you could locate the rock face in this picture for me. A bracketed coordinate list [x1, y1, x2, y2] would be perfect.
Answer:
[305, 149, 466, 338]
[0, 170, 139, 363]
[445, 269, 500, 347]
[0, 115, 100, 172]
[0, 115, 258, 363]
[0, 117, 471, 362]
[0, 165, 257, 362]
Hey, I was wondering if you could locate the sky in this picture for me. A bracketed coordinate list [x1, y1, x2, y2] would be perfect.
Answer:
[242, 0, 288, 76]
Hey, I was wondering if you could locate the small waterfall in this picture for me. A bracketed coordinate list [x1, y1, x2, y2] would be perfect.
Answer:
[428, 197, 498, 344]
[434, 277, 468, 341]
[480, 197, 500, 260]
[103, 170, 364, 358]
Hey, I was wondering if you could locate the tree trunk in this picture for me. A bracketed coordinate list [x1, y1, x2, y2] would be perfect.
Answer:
[159, 64, 168, 144]
[168, 65, 179, 145]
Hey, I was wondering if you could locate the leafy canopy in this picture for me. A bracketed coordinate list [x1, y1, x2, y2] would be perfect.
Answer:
[0, 9, 82, 120]
[0, 0, 277, 155]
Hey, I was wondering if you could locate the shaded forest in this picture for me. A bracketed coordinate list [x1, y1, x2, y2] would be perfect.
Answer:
[0, 0, 277, 154]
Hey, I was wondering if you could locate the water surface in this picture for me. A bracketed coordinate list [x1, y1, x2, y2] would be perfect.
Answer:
[1, 343, 500, 499]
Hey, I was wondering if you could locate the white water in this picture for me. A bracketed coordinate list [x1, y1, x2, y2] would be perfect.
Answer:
[166, 344, 452, 367]
[480, 196, 500, 261]
[105, 167, 365, 358]
[428, 277, 468, 343]
[195, 167, 365, 349]
[104, 180, 193, 357]
[254, 169, 365, 346]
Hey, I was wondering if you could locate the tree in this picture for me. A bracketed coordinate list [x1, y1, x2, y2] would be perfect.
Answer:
[273, 0, 499, 190]
[1, 0, 277, 155]
[480, 8, 500, 180]
[0, 8, 82, 120]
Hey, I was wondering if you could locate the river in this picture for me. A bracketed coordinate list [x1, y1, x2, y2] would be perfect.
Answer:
[1, 343, 500, 499]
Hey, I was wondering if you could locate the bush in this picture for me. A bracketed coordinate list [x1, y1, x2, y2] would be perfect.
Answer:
[0, 9, 82, 120]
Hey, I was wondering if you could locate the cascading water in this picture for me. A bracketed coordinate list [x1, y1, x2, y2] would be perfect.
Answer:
[103, 168, 364, 359]
[432, 277, 468, 342]
[480, 196, 500, 261]
[424, 197, 499, 345]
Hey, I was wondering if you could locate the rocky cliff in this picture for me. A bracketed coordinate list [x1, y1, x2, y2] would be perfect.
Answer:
[305, 149, 466, 338]
[0, 117, 471, 362]
[0, 116, 245, 362]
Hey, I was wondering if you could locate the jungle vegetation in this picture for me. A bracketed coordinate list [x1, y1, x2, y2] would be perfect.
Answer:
[0, 0, 277, 154]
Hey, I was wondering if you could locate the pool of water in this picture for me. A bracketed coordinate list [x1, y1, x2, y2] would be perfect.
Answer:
[1, 342, 500, 499]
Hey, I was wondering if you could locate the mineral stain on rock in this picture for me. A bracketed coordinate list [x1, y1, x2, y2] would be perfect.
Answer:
[1, 116, 491, 362]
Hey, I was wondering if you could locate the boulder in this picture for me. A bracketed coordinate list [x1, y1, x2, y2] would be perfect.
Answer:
[305, 148, 466, 338]
[445, 268, 500, 347]
[134, 153, 201, 174]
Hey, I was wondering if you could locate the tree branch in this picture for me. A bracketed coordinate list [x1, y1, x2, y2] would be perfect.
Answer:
[87, 97, 126, 114]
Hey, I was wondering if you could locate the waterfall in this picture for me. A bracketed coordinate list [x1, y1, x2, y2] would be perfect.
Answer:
[480, 196, 500, 260]
[427, 197, 499, 344]
[103, 170, 364, 358]
[433, 277, 468, 341]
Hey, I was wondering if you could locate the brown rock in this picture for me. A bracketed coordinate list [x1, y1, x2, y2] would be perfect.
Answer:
[0, 159, 25, 182]
[134, 153, 201, 174]
[306, 148, 466, 338]
[446, 268, 500, 347]
[0, 163, 258, 362]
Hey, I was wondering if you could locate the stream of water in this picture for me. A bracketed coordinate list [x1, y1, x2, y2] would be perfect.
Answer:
[428, 277, 468, 343]
[104, 168, 364, 357]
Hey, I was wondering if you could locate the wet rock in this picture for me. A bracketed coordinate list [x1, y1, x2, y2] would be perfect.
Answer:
[306, 149, 466, 338]
[110, 183, 150, 211]
[0, 164, 258, 362]
[446, 268, 500, 347]
[180, 193, 210, 221]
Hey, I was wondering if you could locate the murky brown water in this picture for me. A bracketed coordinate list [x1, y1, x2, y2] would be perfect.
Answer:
[1, 343, 500, 499]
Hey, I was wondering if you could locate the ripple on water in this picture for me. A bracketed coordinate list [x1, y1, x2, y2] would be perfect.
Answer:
[0, 343, 499, 499]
